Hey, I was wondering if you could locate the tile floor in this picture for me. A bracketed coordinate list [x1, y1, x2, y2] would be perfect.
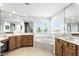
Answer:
[3, 47, 54, 56]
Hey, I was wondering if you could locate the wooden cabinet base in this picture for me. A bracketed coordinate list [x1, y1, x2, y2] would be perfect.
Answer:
[55, 38, 79, 56]
[8, 35, 33, 51]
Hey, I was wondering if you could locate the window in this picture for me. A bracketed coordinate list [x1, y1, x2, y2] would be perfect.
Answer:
[51, 18, 61, 33]
[35, 20, 48, 34]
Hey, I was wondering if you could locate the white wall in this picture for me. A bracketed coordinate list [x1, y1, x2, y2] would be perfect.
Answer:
[65, 3, 79, 20]
[51, 10, 64, 34]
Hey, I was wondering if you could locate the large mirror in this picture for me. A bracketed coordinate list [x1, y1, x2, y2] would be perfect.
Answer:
[64, 3, 79, 37]
[0, 10, 33, 33]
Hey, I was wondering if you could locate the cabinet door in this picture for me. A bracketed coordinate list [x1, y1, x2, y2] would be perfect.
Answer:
[16, 36, 22, 48]
[55, 43, 63, 56]
[22, 36, 28, 46]
[69, 43, 77, 56]
[63, 47, 76, 56]
[27, 35, 33, 46]
[63, 42, 76, 56]
[77, 46, 79, 56]
[55, 38, 63, 56]
[9, 36, 16, 50]
[27, 39, 33, 46]
[63, 47, 71, 56]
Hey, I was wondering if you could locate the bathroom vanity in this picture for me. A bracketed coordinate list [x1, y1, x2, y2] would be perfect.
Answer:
[0, 33, 33, 52]
[55, 36, 79, 56]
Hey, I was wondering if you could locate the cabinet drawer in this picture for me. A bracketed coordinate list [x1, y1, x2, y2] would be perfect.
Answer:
[27, 38, 33, 40]
[10, 36, 16, 39]
[27, 35, 33, 37]
[69, 43, 76, 50]
[17, 36, 22, 39]
[28, 39, 33, 43]
[55, 38, 62, 43]
[22, 35, 26, 38]
[59, 39, 63, 43]
[63, 41, 69, 48]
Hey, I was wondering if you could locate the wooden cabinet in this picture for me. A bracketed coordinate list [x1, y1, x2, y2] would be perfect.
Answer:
[55, 38, 63, 56]
[9, 35, 33, 50]
[27, 35, 33, 46]
[77, 46, 79, 56]
[63, 41, 69, 56]
[22, 35, 33, 46]
[55, 38, 78, 56]
[69, 43, 77, 56]
[27, 39, 33, 45]
[22, 35, 28, 46]
[63, 47, 71, 56]
[63, 42, 77, 56]
[16, 36, 22, 48]
[9, 36, 16, 50]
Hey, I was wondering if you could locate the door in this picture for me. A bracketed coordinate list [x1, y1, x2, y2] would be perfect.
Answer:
[9, 36, 16, 50]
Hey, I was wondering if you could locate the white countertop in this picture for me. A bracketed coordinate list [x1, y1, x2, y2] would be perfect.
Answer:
[0, 36, 9, 41]
[56, 36, 79, 45]
[0, 33, 34, 41]
[5, 33, 34, 36]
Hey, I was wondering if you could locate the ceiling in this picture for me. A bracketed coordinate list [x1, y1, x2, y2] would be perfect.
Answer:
[0, 3, 70, 18]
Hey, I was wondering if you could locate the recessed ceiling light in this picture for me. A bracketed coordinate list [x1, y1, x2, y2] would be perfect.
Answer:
[23, 13, 26, 16]
[12, 11, 16, 14]
[71, 18, 74, 19]
[77, 3, 79, 4]
[9, 13, 12, 16]
[0, 3, 3, 6]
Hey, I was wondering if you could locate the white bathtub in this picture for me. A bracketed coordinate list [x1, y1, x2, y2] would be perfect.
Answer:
[34, 37, 55, 52]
